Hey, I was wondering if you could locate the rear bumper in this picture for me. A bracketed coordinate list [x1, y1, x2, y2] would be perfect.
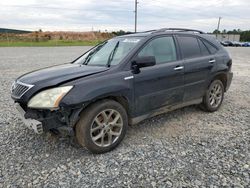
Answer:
[226, 72, 233, 91]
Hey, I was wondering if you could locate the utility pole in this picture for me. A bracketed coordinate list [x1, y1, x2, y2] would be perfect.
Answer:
[134, 0, 138, 33]
[5, 31, 10, 47]
[216, 17, 222, 39]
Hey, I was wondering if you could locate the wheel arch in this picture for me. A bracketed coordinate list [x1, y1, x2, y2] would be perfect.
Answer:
[71, 95, 131, 127]
[210, 72, 227, 91]
[93, 95, 130, 116]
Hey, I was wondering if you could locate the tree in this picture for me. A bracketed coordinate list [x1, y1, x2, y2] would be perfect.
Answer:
[224, 29, 250, 41]
[240, 30, 250, 41]
[213, 29, 221, 34]
[112, 30, 133, 36]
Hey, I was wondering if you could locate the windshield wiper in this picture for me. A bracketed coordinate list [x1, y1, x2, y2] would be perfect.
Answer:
[106, 41, 120, 67]
[83, 42, 106, 65]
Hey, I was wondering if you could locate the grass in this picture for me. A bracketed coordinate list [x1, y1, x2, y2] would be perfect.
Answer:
[0, 40, 101, 47]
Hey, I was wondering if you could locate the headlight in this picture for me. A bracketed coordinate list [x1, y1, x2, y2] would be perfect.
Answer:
[28, 86, 73, 109]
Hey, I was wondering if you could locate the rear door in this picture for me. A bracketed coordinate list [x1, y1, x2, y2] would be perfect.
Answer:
[177, 35, 216, 101]
[133, 35, 185, 116]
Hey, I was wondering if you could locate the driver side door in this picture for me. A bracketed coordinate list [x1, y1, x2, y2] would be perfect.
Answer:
[133, 35, 185, 116]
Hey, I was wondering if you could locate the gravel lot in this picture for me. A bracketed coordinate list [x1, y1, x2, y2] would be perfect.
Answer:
[0, 47, 249, 187]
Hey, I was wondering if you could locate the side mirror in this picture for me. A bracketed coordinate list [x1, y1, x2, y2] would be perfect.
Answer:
[132, 56, 156, 74]
[135, 56, 156, 68]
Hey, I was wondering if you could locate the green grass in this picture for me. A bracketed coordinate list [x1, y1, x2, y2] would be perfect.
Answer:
[0, 40, 101, 47]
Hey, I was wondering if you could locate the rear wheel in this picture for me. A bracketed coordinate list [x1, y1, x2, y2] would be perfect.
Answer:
[75, 100, 128, 154]
[200, 79, 224, 112]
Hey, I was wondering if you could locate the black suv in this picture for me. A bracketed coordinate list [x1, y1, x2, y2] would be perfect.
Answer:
[11, 28, 233, 153]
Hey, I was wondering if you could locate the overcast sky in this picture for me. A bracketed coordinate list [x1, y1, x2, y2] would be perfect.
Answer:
[1, 0, 250, 32]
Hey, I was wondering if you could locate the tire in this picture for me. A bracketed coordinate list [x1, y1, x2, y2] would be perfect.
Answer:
[200, 79, 224, 112]
[75, 99, 128, 154]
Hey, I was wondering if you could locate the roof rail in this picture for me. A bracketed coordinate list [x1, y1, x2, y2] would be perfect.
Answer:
[153, 28, 205, 34]
[135, 30, 157, 34]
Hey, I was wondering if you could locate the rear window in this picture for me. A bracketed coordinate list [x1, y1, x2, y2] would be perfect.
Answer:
[198, 39, 210, 56]
[202, 40, 218, 54]
[178, 36, 201, 59]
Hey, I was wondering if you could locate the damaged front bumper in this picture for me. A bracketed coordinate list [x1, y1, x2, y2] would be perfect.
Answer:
[15, 102, 83, 135]
[15, 103, 43, 134]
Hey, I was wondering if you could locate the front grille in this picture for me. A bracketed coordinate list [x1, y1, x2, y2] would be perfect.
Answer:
[11, 81, 34, 99]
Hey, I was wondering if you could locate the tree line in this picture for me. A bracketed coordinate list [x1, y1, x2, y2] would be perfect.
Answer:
[113, 29, 250, 42]
[213, 29, 250, 41]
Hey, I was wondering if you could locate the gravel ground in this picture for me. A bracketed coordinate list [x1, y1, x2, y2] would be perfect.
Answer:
[0, 47, 249, 187]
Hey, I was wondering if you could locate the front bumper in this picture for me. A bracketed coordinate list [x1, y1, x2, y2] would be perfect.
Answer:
[15, 103, 43, 134]
[14, 102, 82, 135]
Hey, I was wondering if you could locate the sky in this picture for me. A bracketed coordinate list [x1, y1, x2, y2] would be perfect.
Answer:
[1, 0, 250, 33]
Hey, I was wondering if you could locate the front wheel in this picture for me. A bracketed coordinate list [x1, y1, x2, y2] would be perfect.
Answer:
[75, 100, 128, 154]
[200, 79, 224, 112]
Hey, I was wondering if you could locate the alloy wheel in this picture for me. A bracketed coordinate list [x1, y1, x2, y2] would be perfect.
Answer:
[90, 109, 123, 147]
[209, 83, 223, 108]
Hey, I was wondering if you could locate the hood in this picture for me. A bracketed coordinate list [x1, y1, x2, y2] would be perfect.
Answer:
[18, 63, 109, 86]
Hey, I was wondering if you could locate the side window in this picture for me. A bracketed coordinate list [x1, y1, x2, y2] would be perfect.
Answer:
[198, 39, 210, 56]
[202, 40, 218, 54]
[138, 36, 177, 64]
[178, 36, 201, 59]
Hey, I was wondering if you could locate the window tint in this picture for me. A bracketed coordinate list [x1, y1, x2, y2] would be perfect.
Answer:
[138, 36, 177, 64]
[198, 39, 210, 56]
[202, 40, 218, 54]
[178, 36, 201, 59]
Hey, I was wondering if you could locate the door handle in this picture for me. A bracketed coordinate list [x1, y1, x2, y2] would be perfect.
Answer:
[209, 59, 216, 63]
[174, 66, 184, 71]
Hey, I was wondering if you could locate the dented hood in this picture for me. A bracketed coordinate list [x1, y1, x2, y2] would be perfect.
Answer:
[18, 63, 109, 86]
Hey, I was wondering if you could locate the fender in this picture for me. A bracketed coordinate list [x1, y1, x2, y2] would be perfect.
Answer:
[206, 55, 231, 88]
[60, 71, 134, 112]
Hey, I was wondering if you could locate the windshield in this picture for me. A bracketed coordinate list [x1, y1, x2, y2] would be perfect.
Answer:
[74, 37, 142, 66]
